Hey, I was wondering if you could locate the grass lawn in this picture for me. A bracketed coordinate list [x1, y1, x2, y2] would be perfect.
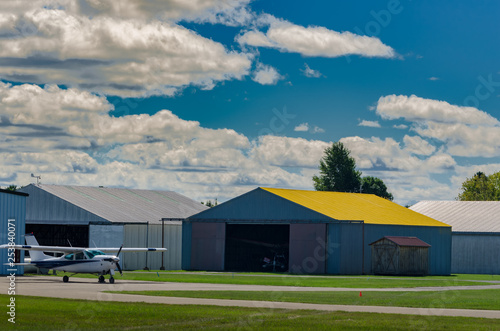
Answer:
[2, 295, 499, 331]
[38, 271, 498, 288]
[110, 289, 500, 310]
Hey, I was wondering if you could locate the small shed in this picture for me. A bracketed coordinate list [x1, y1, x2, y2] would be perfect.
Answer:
[370, 236, 431, 276]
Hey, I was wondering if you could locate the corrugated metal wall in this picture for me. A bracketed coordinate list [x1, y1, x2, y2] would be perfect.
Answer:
[0, 191, 27, 275]
[452, 233, 500, 274]
[364, 224, 451, 275]
[122, 223, 181, 271]
[327, 222, 364, 274]
[188, 188, 332, 222]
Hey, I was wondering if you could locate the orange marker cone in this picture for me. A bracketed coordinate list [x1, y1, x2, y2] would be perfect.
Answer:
[359, 291, 362, 297]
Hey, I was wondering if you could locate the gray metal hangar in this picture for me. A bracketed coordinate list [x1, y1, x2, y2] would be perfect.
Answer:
[0, 188, 28, 275]
[18, 184, 207, 270]
[182, 187, 452, 275]
[410, 201, 500, 274]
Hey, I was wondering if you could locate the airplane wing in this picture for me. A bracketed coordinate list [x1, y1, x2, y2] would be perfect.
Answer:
[0, 244, 166, 253]
[0, 244, 87, 253]
[95, 248, 167, 252]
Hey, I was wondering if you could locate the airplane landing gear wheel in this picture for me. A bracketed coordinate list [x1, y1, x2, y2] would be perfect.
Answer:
[63, 275, 69, 283]
[98, 275, 105, 283]
[109, 277, 115, 284]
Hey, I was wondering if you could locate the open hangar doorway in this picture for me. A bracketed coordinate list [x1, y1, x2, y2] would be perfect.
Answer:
[225, 224, 289, 272]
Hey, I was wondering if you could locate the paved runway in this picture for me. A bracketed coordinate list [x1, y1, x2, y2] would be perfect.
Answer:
[3, 275, 500, 319]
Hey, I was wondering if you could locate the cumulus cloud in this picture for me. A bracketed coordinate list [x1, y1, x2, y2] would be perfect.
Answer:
[376, 94, 499, 125]
[301, 63, 323, 78]
[237, 16, 395, 58]
[294, 122, 325, 134]
[358, 120, 381, 128]
[294, 123, 309, 132]
[0, 5, 252, 97]
[252, 63, 282, 85]
[403, 136, 436, 156]
[376, 94, 500, 157]
[0, 82, 330, 202]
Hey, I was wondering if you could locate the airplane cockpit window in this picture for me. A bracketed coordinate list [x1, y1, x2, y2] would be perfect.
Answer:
[64, 253, 74, 260]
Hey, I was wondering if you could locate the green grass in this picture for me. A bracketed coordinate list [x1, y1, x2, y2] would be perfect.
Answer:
[1, 295, 499, 330]
[110, 289, 500, 310]
[36, 271, 497, 288]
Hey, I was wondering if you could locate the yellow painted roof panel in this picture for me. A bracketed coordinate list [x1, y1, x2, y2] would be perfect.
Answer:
[262, 188, 450, 227]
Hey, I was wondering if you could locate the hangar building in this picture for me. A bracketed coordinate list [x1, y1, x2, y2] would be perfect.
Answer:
[0, 188, 28, 275]
[183, 188, 452, 275]
[410, 201, 500, 274]
[18, 184, 207, 270]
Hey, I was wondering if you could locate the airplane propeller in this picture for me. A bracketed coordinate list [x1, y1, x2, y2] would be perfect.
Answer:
[115, 245, 123, 276]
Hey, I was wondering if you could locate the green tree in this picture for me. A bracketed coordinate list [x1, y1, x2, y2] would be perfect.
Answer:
[313, 142, 362, 192]
[313, 142, 393, 200]
[361, 176, 394, 201]
[5, 185, 17, 191]
[457, 171, 500, 201]
[202, 199, 218, 208]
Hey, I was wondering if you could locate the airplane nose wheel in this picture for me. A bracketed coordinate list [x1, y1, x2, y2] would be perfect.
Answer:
[109, 277, 115, 284]
[98, 275, 105, 283]
[63, 275, 69, 283]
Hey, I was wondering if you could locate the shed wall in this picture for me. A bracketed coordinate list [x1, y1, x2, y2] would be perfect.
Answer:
[452, 233, 500, 274]
[0, 192, 26, 275]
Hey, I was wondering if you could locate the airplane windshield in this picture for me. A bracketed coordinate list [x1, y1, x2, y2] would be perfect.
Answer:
[86, 250, 106, 259]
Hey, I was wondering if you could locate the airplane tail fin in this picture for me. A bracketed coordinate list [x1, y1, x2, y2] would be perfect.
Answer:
[24, 233, 51, 260]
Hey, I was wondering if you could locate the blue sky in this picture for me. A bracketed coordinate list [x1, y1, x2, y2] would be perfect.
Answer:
[0, 0, 499, 205]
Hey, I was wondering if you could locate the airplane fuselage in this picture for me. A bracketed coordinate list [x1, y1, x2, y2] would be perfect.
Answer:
[32, 255, 118, 274]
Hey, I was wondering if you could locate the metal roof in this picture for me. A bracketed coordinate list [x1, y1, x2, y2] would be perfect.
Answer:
[370, 236, 431, 247]
[25, 184, 207, 224]
[410, 201, 500, 232]
[263, 188, 450, 227]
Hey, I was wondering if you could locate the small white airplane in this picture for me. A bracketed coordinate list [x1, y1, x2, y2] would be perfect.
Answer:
[1, 233, 166, 284]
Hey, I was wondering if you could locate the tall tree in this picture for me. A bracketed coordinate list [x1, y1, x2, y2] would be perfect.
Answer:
[313, 142, 362, 192]
[361, 176, 394, 201]
[457, 171, 500, 201]
[313, 142, 394, 200]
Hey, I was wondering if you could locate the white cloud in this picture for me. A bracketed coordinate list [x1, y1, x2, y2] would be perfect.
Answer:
[403, 136, 436, 155]
[250, 136, 330, 168]
[376, 94, 499, 125]
[376, 94, 500, 157]
[237, 16, 395, 58]
[252, 63, 282, 85]
[294, 123, 309, 132]
[0, 5, 252, 97]
[0, 82, 330, 202]
[301, 63, 323, 78]
[294, 122, 325, 134]
[393, 124, 408, 129]
[358, 120, 381, 128]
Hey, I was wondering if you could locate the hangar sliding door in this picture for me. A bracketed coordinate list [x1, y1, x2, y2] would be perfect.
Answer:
[289, 224, 327, 274]
[190, 222, 225, 271]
